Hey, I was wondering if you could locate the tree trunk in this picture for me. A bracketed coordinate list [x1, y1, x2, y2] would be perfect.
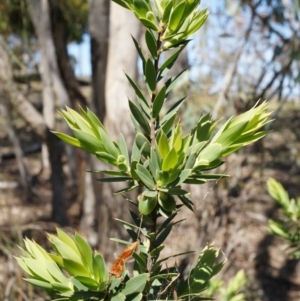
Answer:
[97, 2, 141, 258]
[0, 97, 32, 199]
[27, 0, 70, 108]
[88, 0, 110, 121]
[49, 0, 87, 108]
[0, 40, 68, 225]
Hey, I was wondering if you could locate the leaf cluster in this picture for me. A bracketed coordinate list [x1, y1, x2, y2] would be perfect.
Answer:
[267, 178, 300, 258]
[16, 229, 149, 301]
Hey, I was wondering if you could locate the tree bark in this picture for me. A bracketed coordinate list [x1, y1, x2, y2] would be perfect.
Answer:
[96, 2, 141, 257]
[88, 0, 110, 121]
[0, 98, 32, 199]
[49, 0, 87, 108]
[0, 42, 68, 225]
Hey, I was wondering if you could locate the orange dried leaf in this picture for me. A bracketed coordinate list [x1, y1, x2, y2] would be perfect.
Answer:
[110, 241, 139, 277]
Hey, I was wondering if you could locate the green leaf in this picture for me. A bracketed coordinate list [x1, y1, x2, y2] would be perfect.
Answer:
[73, 276, 98, 288]
[162, 0, 173, 25]
[196, 143, 222, 166]
[99, 127, 120, 159]
[111, 0, 131, 9]
[49, 232, 82, 263]
[132, 252, 147, 272]
[161, 113, 176, 135]
[267, 178, 290, 208]
[43, 260, 69, 286]
[152, 85, 166, 119]
[212, 121, 248, 149]
[73, 129, 104, 154]
[178, 195, 194, 212]
[24, 278, 52, 289]
[86, 107, 105, 130]
[93, 253, 108, 282]
[22, 258, 54, 282]
[133, 0, 150, 18]
[165, 70, 187, 94]
[74, 233, 93, 273]
[145, 30, 157, 59]
[167, 1, 186, 32]
[121, 273, 149, 295]
[95, 151, 117, 165]
[52, 132, 81, 148]
[136, 164, 156, 189]
[269, 220, 289, 239]
[145, 58, 157, 91]
[126, 292, 143, 301]
[186, 9, 208, 36]
[97, 176, 132, 182]
[162, 149, 178, 171]
[125, 73, 149, 108]
[119, 134, 130, 166]
[63, 258, 91, 277]
[161, 96, 185, 124]
[135, 132, 151, 157]
[158, 132, 170, 159]
[139, 17, 159, 31]
[158, 44, 187, 77]
[129, 100, 151, 135]
[111, 293, 126, 301]
[149, 148, 160, 180]
[132, 36, 146, 70]
[155, 225, 172, 246]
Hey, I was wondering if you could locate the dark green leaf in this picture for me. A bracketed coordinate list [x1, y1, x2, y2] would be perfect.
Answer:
[155, 225, 172, 246]
[97, 176, 132, 182]
[178, 195, 194, 212]
[125, 73, 149, 107]
[161, 96, 186, 124]
[132, 36, 146, 70]
[129, 100, 151, 135]
[165, 69, 187, 94]
[152, 85, 166, 119]
[159, 44, 187, 75]
[145, 30, 157, 59]
[111, 0, 131, 9]
[95, 151, 117, 165]
[132, 252, 147, 271]
[145, 58, 157, 91]
[135, 132, 151, 157]
[136, 164, 156, 189]
[161, 113, 176, 135]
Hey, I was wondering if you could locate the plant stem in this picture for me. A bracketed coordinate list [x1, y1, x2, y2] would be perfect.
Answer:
[149, 32, 162, 260]
[150, 32, 162, 148]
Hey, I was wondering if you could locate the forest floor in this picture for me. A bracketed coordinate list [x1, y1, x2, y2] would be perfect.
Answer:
[0, 101, 300, 301]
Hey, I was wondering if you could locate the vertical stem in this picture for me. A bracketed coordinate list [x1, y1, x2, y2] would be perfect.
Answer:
[150, 32, 162, 149]
[149, 32, 162, 255]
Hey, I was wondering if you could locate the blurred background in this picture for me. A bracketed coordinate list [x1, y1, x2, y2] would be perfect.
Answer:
[0, 0, 300, 300]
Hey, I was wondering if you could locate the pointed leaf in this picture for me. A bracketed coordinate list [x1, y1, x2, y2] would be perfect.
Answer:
[121, 273, 149, 295]
[129, 100, 151, 135]
[162, 149, 178, 171]
[136, 164, 156, 189]
[52, 132, 81, 148]
[152, 85, 166, 118]
[145, 30, 158, 59]
[145, 58, 157, 91]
